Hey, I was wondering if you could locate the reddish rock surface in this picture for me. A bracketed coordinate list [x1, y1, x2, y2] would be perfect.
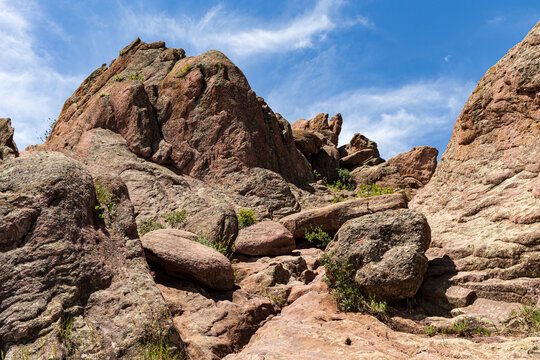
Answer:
[352, 146, 438, 196]
[280, 193, 407, 239]
[0, 152, 181, 358]
[410, 22, 540, 310]
[326, 209, 431, 302]
[44, 38, 311, 185]
[0, 118, 18, 161]
[235, 221, 295, 256]
[141, 229, 235, 290]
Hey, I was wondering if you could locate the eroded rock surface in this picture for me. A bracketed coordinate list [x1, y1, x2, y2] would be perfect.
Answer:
[0, 118, 18, 162]
[235, 221, 295, 256]
[410, 21, 540, 310]
[0, 152, 181, 358]
[326, 209, 431, 302]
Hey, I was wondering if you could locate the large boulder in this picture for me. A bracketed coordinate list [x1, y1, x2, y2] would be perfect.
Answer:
[235, 221, 295, 256]
[279, 193, 407, 239]
[44, 39, 312, 185]
[141, 229, 235, 290]
[184, 204, 238, 245]
[410, 21, 540, 309]
[326, 209, 431, 302]
[352, 146, 438, 195]
[0, 118, 18, 162]
[0, 152, 180, 358]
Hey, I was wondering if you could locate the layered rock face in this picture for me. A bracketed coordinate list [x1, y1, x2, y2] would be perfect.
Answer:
[0, 152, 181, 358]
[0, 118, 18, 161]
[411, 22, 540, 310]
[44, 38, 311, 185]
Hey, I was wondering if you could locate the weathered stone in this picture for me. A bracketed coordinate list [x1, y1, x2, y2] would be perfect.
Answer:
[0, 152, 180, 358]
[339, 148, 379, 168]
[326, 209, 431, 302]
[0, 118, 18, 161]
[279, 193, 407, 239]
[185, 204, 238, 245]
[308, 144, 340, 181]
[292, 129, 325, 156]
[141, 229, 235, 290]
[235, 221, 295, 256]
[44, 41, 312, 185]
[410, 21, 540, 310]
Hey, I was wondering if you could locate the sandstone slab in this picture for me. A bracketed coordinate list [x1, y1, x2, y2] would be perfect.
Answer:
[235, 221, 295, 256]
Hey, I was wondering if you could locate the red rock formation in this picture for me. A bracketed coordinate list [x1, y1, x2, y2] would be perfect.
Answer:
[410, 21, 540, 309]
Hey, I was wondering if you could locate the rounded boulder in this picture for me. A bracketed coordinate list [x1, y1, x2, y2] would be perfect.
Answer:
[235, 221, 296, 256]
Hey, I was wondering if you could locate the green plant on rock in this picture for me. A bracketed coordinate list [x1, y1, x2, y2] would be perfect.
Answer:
[138, 309, 183, 360]
[503, 302, 540, 334]
[129, 71, 146, 82]
[175, 64, 192, 78]
[94, 181, 117, 223]
[59, 315, 77, 357]
[356, 183, 395, 198]
[326, 168, 355, 192]
[423, 325, 438, 337]
[193, 233, 235, 260]
[138, 218, 166, 236]
[331, 189, 345, 203]
[319, 253, 387, 316]
[450, 319, 469, 336]
[304, 226, 332, 249]
[237, 208, 257, 229]
[162, 210, 187, 228]
[114, 74, 124, 82]
[312, 169, 324, 181]
[39, 117, 57, 142]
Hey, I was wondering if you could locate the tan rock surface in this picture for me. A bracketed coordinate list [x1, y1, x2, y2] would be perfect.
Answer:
[410, 21, 540, 310]
[235, 221, 295, 256]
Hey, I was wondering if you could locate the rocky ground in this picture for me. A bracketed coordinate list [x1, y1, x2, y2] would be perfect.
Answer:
[0, 20, 539, 360]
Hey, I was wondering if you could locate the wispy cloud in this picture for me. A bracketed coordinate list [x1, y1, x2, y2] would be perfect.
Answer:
[0, 0, 81, 149]
[269, 77, 475, 158]
[487, 16, 505, 24]
[120, 0, 371, 57]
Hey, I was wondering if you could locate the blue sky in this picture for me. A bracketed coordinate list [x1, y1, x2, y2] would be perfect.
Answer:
[1, 1, 539, 159]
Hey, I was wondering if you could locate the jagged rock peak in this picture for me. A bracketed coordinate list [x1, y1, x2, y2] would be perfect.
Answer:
[0, 118, 19, 161]
[43, 39, 312, 185]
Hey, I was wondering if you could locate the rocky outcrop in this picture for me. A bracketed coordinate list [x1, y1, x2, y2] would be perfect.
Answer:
[280, 193, 407, 239]
[142, 229, 235, 290]
[235, 221, 295, 256]
[0, 118, 18, 162]
[352, 146, 438, 195]
[44, 38, 311, 186]
[326, 209, 431, 302]
[338, 133, 383, 168]
[0, 152, 181, 358]
[410, 22, 540, 310]
[291, 113, 342, 180]
[184, 204, 238, 245]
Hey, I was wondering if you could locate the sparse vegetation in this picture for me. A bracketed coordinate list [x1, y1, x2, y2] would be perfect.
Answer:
[450, 319, 469, 336]
[265, 291, 286, 308]
[423, 325, 438, 337]
[237, 208, 257, 229]
[99, 92, 110, 97]
[129, 71, 146, 82]
[138, 218, 166, 236]
[356, 183, 395, 198]
[138, 310, 183, 360]
[162, 210, 187, 228]
[175, 64, 192, 78]
[94, 181, 117, 223]
[59, 315, 77, 357]
[503, 303, 540, 334]
[193, 234, 235, 260]
[39, 117, 57, 142]
[326, 169, 355, 192]
[304, 226, 332, 249]
[114, 74, 124, 82]
[312, 169, 323, 181]
[319, 253, 387, 316]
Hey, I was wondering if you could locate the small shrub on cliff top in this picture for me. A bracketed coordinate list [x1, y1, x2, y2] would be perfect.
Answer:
[305, 226, 332, 249]
[162, 210, 187, 228]
[237, 208, 257, 229]
[175, 64, 192, 78]
[356, 183, 395, 198]
[138, 218, 166, 236]
[39, 117, 57, 142]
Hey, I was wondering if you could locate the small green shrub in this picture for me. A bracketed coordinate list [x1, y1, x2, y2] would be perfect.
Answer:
[138, 310, 182, 360]
[319, 253, 387, 316]
[337, 168, 352, 184]
[237, 208, 257, 229]
[138, 218, 166, 236]
[175, 64, 192, 78]
[95, 181, 117, 223]
[114, 74, 124, 82]
[423, 325, 438, 337]
[304, 226, 332, 249]
[312, 169, 323, 181]
[356, 184, 395, 198]
[99, 92, 110, 97]
[331, 189, 345, 203]
[39, 117, 57, 142]
[450, 319, 469, 336]
[326, 168, 355, 192]
[193, 234, 235, 259]
[162, 210, 187, 228]
[129, 71, 146, 82]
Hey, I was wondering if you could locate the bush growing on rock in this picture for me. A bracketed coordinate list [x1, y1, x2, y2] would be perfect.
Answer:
[94, 181, 117, 223]
[138, 218, 166, 236]
[194, 234, 235, 260]
[319, 253, 387, 316]
[237, 208, 257, 229]
[304, 226, 332, 249]
[356, 183, 395, 198]
[162, 210, 187, 228]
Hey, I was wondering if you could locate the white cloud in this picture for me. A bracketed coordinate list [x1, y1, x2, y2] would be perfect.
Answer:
[120, 0, 371, 57]
[269, 78, 475, 158]
[0, 0, 82, 149]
